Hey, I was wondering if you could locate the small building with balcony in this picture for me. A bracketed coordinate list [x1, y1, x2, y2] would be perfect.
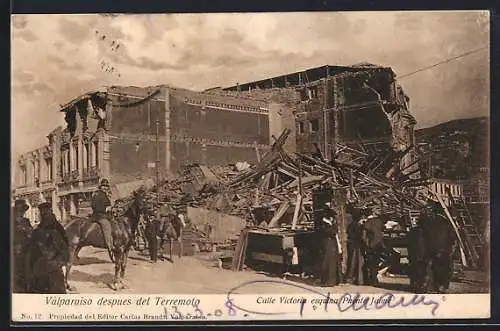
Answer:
[427, 178, 464, 207]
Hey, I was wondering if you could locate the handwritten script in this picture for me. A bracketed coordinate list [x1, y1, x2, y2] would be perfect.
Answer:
[226, 279, 443, 318]
[149, 302, 237, 320]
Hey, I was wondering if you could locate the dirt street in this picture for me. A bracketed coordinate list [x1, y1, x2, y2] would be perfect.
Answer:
[66, 247, 489, 295]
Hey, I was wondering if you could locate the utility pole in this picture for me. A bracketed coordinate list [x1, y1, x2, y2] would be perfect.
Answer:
[155, 120, 160, 189]
[323, 78, 329, 161]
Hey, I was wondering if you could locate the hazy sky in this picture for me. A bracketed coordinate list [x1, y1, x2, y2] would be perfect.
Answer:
[11, 11, 490, 170]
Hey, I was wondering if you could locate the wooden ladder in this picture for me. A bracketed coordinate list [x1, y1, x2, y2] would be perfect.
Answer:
[447, 190, 483, 269]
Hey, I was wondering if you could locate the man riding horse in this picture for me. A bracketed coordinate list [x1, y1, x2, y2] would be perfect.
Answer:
[85, 178, 115, 262]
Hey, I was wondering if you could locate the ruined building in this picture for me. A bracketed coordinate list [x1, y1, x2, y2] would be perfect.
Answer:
[13, 85, 292, 222]
[218, 63, 417, 171]
[13, 63, 417, 223]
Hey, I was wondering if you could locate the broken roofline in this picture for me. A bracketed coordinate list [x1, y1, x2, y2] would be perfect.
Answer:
[221, 63, 396, 90]
[59, 88, 108, 113]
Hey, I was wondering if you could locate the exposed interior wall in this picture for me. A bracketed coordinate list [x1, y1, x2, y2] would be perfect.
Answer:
[338, 104, 393, 142]
[248, 68, 410, 158]
[295, 110, 328, 156]
[268, 102, 296, 153]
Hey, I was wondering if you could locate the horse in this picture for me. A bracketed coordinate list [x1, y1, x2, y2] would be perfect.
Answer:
[63, 190, 146, 291]
[409, 211, 456, 293]
[158, 213, 185, 262]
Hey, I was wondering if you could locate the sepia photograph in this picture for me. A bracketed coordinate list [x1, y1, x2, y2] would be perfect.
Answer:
[11, 11, 490, 321]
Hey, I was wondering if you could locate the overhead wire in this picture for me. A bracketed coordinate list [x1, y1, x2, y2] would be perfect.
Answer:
[397, 45, 489, 80]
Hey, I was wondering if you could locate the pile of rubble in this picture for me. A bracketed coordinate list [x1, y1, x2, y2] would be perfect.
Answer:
[209, 129, 428, 226]
[113, 129, 430, 239]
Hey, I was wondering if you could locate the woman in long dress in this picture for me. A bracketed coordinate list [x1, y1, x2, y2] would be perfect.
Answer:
[318, 204, 342, 287]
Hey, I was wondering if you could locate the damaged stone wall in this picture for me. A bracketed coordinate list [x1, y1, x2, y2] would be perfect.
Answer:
[212, 88, 300, 153]
[109, 139, 169, 184]
[168, 89, 271, 170]
[232, 86, 325, 155]
[216, 65, 416, 163]
[103, 85, 274, 180]
[109, 89, 166, 135]
[106, 86, 167, 183]
[169, 93, 269, 145]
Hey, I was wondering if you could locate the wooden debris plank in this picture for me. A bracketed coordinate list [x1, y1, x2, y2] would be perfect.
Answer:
[291, 194, 303, 230]
[277, 167, 298, 180]
[286, 175, 324, 189]
[231, 228, 251, 271]
[268, 201, 291, 228]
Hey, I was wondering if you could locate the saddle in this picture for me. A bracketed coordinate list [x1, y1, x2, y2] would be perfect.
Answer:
[90, 213, 117, 232]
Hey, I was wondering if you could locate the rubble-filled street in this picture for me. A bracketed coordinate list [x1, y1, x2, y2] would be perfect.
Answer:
[67, 247, 488, 295]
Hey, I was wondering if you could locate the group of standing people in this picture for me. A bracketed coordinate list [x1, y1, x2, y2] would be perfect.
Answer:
[13, 178, 117, 294]
[315, 196, 457, 293]
[316, 202, 386, 288]
[407, 199, 457, 293]
[141, 204, 185, 263]
[13, 199, 69, 294]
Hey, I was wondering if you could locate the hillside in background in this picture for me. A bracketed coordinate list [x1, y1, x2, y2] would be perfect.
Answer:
[415, 116, 489, 180]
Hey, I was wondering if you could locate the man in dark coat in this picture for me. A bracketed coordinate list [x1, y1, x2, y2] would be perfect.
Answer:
[360, 207, 385, 286]
[407, 216, 429, 293]
[345, 205, 365, 285]
[146, 204, 166, 263]
[419, 200, 456, 293]
[317, 202, 342, 287]
[88, 178, 114, 261]
[12, 199, 33, 293]
[28, 202, 69, 294]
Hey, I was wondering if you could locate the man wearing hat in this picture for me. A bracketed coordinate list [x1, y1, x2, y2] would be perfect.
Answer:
[88, 178, 114, 262]
[146, 204, 168, 263]
[13, 199, 33, 292]
[360, 206, 385, 286]
[28, 202, 69, 293]
[345, 204, 365, 285]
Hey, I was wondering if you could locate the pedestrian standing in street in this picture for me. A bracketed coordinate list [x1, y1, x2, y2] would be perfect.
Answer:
[145, 204, 163, 263]
[145, 217, 159, 263]
[156, 205, 173, 261]
[317, 202, 342, 287]
[345, 204, 365, 285]
[407, 215, 428, 293]
[28, 202, 69, 294]
[12, 199, 33, 293]
[360, 206, 385, 286]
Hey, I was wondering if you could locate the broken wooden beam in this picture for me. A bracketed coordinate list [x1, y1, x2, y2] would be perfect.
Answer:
[267, 201, 291, 228]
[291, 194, 303, 230]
